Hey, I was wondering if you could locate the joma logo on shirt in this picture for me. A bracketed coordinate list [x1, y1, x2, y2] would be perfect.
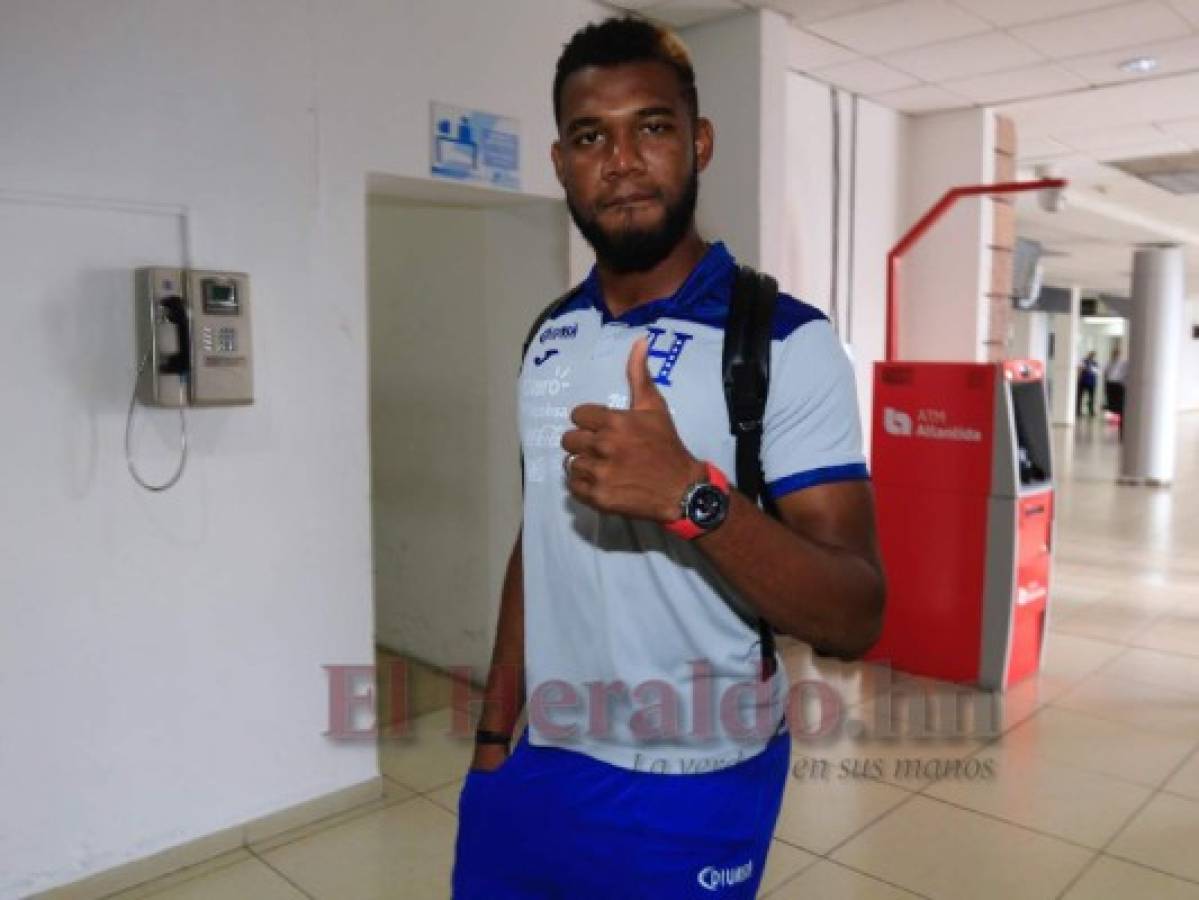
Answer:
[539, 323, 578, 343]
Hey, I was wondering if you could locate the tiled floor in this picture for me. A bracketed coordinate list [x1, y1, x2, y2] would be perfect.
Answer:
[108, 413, 1199, 899]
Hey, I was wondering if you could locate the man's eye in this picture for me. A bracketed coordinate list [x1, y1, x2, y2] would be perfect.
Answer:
[643, 121, 672, 134]
[574, 130, 601, 146]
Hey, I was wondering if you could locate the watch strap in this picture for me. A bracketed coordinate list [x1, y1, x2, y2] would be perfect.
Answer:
[474, 728, 512, 746]
[665, 462, 729, 540]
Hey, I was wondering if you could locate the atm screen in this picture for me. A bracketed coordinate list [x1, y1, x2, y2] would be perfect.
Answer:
[1011, 381, 1052, 487]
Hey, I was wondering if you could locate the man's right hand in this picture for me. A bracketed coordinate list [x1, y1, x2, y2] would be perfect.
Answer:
[469, 742, 510, 774]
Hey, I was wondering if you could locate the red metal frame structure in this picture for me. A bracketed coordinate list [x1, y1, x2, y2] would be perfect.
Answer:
[885, 178, 1068, 362]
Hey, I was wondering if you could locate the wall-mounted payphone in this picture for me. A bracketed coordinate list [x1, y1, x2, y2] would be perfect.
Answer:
[135, 267, 254, 406]
[127, 267, 253, 492]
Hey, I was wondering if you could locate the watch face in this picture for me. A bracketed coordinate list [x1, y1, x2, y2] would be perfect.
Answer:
[688, 484, 729, 530]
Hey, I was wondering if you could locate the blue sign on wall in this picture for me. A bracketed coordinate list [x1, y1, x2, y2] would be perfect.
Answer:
[430, 102, 520, 191]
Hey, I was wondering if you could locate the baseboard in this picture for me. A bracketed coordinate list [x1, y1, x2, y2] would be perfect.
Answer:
[31, 776, 385, 900]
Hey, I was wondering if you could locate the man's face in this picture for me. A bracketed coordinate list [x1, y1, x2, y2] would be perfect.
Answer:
[552, 60, 713, 273]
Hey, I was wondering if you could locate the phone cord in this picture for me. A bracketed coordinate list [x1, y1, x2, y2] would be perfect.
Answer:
[125, 350, 189, 492]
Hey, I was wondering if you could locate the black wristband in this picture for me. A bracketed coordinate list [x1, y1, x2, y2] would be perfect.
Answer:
[474, 728, 512, 746]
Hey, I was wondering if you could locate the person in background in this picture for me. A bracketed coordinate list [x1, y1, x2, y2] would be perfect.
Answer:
[1077, 350, 1099, 419]
[1104, 348, 1127, 440]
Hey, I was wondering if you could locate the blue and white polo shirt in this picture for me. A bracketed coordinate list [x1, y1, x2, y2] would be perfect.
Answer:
[518, 241, 868, 774]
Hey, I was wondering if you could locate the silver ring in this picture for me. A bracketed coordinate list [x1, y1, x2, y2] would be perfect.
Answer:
[563, 453, 578, 476]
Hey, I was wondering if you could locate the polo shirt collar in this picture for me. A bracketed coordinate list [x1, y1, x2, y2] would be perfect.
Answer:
[581, 241, 736, 326]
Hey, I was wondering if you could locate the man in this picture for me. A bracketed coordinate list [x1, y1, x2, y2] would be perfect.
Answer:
[452, 16, 884, 899]
[1077, 350, 1099, 418]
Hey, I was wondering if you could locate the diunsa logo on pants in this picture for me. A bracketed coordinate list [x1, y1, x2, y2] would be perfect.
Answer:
[697, 860, 753, 891]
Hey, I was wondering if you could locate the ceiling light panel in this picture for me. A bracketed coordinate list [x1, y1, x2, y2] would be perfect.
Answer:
[1010, 1, 1192, 59]
[803, 0, 991, 56]
[1062, 35, 1199, 85]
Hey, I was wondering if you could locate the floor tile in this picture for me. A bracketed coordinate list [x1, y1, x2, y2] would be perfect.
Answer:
[757, 840, 818, 896]
[1051, 603, 1161, 644]
[772, 765, 911, 854]
[1132, 613, 1199, 657]
[106, 853, 308, 900]
[765, 859, 925, 898]
[377, 705, 479, 792]
[259, 796, 458, 900]
[1037, 632, 1125, 684]
[795, 688, 990, 791]
[923, 744, 1151, 848]
[1163, 750, 1199, 801]
[423, 778, 464, 815]
[1062, 855, 1199, 899]
[831, 795, 1094, 900]
[1108, 792, 1199, 882]
[993, 705, 1197, 787]
[1052, 673, 1199, 738]
[1102, 647, 1199, 696]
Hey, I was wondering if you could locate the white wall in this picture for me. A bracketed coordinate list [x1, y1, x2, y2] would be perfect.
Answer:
[0, 0, 602, 894]
[686, 12, 768, 268]
[782, 71, 910, 448]
[368, 195, 568, 676]
[902, 108, 994, 362]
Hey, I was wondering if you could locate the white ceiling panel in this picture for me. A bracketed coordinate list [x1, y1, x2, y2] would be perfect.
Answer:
[944, 64, 1088, 104]
[641, 0, 747, 27]
[803, 0, 991, 56]
[1020, 136, 1073, 158]
[870, 83, 973, 111]
[1055, 123, 1173, 150]
[1001, 70, 1199, 136]
[952, 0, 1138, 27]
[786, 23, 858, 69]
[1157, 115, 1199, 143]
[882, 30, 1045, 81]
[1167, 0, 1199, 27]
[1060, 35, 1199, 85]
[1091, 137, 1191, 159]
[811, 57, 920, 92]
[759, 0, 898, 24]
[1010, 1, 1192, 60]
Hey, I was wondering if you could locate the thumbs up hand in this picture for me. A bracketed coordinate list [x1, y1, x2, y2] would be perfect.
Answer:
[561, 336, 706, 523]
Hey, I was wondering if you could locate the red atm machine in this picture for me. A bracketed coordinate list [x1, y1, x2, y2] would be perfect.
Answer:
[866, 360, 1054, 689]
[865, 177, 1065, 690]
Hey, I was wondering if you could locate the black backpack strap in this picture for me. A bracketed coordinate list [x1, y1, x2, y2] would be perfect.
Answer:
[518, 286, 582, 491]
[723, 265, 780, 681]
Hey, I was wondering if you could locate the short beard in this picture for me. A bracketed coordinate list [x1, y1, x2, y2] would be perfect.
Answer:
[567, 163, 699, 274]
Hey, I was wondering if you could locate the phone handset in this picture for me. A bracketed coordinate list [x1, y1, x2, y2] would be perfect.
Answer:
[156, 294, 191, 380]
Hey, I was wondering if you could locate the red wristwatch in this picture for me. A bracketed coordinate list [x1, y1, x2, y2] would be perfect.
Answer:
[665, 461, 731, 540]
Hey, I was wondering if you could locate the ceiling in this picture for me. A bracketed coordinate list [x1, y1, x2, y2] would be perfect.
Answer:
[607, 0, 1199, 297]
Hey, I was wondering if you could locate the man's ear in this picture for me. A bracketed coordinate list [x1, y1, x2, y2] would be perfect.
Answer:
[551, 139, 566, 188]
[694, 116, 714, 173]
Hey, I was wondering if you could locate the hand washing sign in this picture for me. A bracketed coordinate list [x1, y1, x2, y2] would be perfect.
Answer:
[430, 102, 520, 190]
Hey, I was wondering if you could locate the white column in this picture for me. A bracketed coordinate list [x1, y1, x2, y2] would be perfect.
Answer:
[1049, 287, 1080, 426]
[1121, 245, 1185, 485]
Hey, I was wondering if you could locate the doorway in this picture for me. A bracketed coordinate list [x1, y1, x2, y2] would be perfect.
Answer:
[365, 173, 568, 721]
